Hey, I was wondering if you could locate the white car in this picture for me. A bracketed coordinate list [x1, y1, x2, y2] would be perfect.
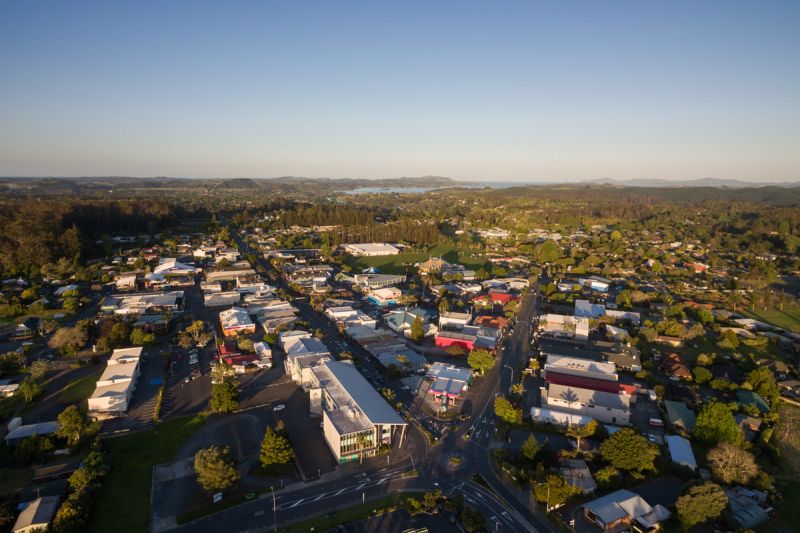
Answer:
[273, 404, 286, 411]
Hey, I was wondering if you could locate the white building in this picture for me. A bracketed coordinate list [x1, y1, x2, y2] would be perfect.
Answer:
[308, 360, 407, 463]
[88, 347, 142, 416]
[12, 496, 60, 533]
[439, 310, 473, 331]
[343, 243, 400, 256]
[541, 383, 630, 426]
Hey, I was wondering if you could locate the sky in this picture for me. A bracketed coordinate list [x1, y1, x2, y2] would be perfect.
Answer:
[1, 1, 799, 182]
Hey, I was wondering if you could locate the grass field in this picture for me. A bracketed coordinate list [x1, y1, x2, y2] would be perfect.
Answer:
[741, 307, 800, 333]
[57, 367, 103, 406]
[89, 413, 206, 533]
[346, 243, 486, 275]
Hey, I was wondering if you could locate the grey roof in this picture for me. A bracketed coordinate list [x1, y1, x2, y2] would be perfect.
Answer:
[12, 496, 60, 531]
[324, 361, 405, 426]
[584, 489, 653, 525]
[664, 400, 696, 431]
[5, 421, 59, 443]
[665, 435, 697, 469]
[548, 383, 629, 410]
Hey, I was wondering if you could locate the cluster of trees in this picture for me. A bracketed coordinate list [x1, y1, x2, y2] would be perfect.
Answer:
[15, 359, 50, 405]
[210, 363, 239, 413]
[177, 320, 213, 349]
[51, 440, 108, 532]
[494, 396, 522, 425]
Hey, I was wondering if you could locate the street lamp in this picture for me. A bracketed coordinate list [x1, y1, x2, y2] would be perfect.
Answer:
[536, 482, 550, 513]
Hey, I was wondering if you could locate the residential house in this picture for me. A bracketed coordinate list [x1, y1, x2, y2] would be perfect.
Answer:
[12, 496, 60, 533]
[665, 435, 697, 470]
[582, 489, 671, 532]
[663, 400, 696, 432]
[385, 307, 437, 338]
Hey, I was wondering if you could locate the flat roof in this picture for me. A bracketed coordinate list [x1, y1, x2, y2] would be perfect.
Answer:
[323, 361, 405, 427]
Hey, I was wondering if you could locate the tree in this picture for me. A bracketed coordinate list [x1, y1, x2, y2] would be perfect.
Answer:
[707, 443, 758, 485]
[129, 328, 155, 346]
[259, 426, 294, 468]
[695, 401, 743, 446]
[459, 506, 486, 533]
[494, 396, 522, 425]
[533, 473, 582, 509]
[600, 428, 659, 475]
[675, 483, 728, 530]
[48, 326, 88, 356]
[521, 434, 540, 462]
[56, 405, 88, 447]
[28, 359, 50, 381]
[16, 378, 43, 403]
[185, 320, 212, 346]
[692, 366, 713, 384]
[409, 315, 424, 341]
[210, 380, 239, 413]
[423, 489, 441, 511]
[717, 329, 740, 350]
[194, 446, 239, 493]
[63, 297, 80, 314]
[467, 349, 495, 375]
[746, 367, 779, 403]
[566, 420, 598, 451]
[445, 345, 466, 356]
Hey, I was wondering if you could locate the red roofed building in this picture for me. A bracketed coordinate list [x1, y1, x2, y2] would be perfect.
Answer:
[474, 315, 510, 330]
[472, 292, 517, 308]
[435, 330, 475, 351]
[546, 372, 638, 398]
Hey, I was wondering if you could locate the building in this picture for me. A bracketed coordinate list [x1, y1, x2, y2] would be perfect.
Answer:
[4, 419, 59, 446]
[541, 383, 631, 425]
[385, 307, 437, 337]
[665, 435, 697, 470]
[12, 496, 60, 533]
[87, 347, 142, 416]
[435, 326, 499, 352]
[219, 307, 256, 337]
[353, 273, 406, 289]
[541, 314, 590, 341]
[206, 266, 257, 282]
[582, 489, 670, 532]
[281, 331, 331, 386]
[577, 276, 611, 293]
[308, 360, 407, 463]
[368, 287, 402, 307]
[560, 457, 597, 494]
[726, 486, 771, 530]
[343, 243, 400, 256]
[575, 299, 606, 319]
[543, 356, 618, 382]
[101, 291, 183, 315]
[737, 390, 771, 413]
[203, 291, 242, 308]
[439, 310, 473, 331]
[154, 258, 197, 277]
[663, 400, 696, 432]
[426, 363, 473, 406]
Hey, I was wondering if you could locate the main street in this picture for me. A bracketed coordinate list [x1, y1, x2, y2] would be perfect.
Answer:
[177, 233, 554, 532]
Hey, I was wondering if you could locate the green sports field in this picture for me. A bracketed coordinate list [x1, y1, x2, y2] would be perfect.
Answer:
[741, 307, 800, 333]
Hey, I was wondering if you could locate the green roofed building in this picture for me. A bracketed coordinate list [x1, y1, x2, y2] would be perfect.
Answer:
[664, 400, 696, 432]
[736, 390, 770, 413]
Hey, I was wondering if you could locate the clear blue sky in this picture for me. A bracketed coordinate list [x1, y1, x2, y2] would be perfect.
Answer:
[1, 1, 799, 181]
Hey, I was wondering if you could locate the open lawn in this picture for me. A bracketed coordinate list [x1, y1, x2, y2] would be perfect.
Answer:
[346, 243, 486, 275]
[742, 307, 800, 333]
[766, 403, 800, 533]
[89, 413, 207, 533]
[56, 367, 103, 405]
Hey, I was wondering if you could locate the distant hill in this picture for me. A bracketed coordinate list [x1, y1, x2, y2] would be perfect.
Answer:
[583, 177, 800, 188]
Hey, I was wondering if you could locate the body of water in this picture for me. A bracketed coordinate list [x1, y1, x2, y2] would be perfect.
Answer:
[341, 181, 535, 194]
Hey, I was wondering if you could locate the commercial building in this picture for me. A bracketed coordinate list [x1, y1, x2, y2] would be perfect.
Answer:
[282, 331, 331, 386]
[368, 287, 402, 307]
[101, 291, 183, 316]
[87, 347, 142, 416]
[426, 363, 473, 406]
[308, 360, 407, 463]
[343, 243, 400, 256]
[439, 310, 473, 331]
[219, 307, 256, 337]
[353, 273, 406, 288]
[541, 383, 631, 425]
